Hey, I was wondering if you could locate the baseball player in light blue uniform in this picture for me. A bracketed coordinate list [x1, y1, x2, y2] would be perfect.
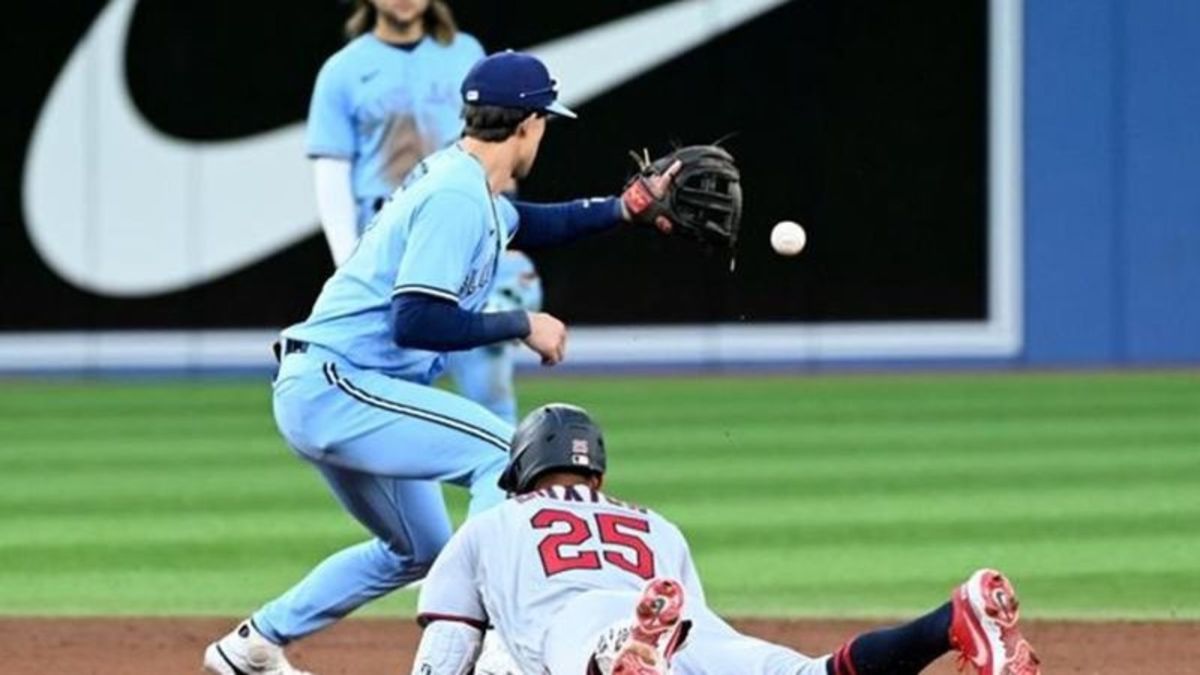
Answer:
[204, 51, 681, 675]
[307, 3, 538, 425]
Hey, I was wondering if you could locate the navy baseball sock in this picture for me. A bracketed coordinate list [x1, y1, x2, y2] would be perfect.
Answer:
[825, 602, 952, 675]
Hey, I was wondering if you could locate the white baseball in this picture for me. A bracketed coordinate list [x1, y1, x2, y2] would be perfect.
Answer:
[770, 220, 807, 256]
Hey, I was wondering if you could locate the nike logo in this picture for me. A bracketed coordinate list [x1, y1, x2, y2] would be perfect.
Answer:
[963, 611, 992, 669]
[23, 0, 791, 297]
[361, 69, 381, 83]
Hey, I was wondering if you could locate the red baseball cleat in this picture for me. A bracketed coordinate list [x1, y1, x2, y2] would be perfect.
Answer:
[611, 578, 686, 675]
[950, 569, 1042, 675]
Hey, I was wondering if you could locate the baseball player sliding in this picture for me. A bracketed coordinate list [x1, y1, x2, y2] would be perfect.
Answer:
[413, 404, 1042, 675]
[204, 49, 742, 675]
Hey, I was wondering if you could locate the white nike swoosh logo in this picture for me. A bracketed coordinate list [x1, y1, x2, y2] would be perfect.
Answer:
[964, 612, 992, 669]
[23, 0, 790, 297]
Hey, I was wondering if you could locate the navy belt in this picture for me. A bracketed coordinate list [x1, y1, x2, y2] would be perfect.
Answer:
[272, 338, 309, 363]
[283, 339, 309, 355]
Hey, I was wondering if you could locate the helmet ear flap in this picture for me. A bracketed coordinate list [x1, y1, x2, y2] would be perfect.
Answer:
[497, 461, 519, 493]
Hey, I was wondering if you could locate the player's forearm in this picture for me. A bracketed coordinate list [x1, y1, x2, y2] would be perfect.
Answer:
[392, 294, 530, 352]
[313, 157, 359, 265]
[411, 620, 483, 675]
[509, 197, 623, 248]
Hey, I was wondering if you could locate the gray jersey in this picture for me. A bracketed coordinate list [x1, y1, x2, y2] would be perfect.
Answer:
[417, 485, 704, 674]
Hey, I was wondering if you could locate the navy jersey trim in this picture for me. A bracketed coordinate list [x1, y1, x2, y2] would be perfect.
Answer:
[416, 612, 488, 631]
[392, 284, 459, 302]
[325, 364, 509, 451]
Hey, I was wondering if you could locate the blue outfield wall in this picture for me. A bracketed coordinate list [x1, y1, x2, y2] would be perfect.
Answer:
[1024, 0, 1200, 364]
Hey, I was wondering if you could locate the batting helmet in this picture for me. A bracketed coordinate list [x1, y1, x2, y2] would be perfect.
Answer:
[498, 403, 606, 493]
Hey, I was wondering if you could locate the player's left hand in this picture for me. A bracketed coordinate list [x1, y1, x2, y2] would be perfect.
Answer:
[620, 145, 742, 248]
[621, 159, 682, 233]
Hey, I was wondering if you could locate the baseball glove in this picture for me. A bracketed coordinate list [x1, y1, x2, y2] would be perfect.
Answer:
[622, 144, 743, 248]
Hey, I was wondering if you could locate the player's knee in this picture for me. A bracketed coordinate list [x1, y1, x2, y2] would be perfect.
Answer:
[371, 537, 443, 581]
[395, 525, 452, 567]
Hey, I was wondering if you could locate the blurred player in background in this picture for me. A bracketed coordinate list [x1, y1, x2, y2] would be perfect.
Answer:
[310, 0, 541, 424]
[442, 250, 543, 423]
[310, 0, 482, 255]
[204, 51, 683, 675]
[415, 404, 1042, 675]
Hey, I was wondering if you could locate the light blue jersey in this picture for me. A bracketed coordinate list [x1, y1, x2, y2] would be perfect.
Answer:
[283, 145, 519, 384]
[306, 33, 485, 226]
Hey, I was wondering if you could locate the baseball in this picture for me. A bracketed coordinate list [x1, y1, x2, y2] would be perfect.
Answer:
[770, 221, 807, 256]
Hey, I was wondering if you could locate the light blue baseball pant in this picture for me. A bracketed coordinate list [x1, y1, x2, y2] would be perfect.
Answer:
[253, 346, 511, 644]
[444, 343, 518, 424]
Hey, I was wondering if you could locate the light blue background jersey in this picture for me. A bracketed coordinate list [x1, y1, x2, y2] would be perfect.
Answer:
[284, 145, 520, 384]
[484, 251, 543, 315]
[443, 251, 543, 423]
[306, 33, 485, 226]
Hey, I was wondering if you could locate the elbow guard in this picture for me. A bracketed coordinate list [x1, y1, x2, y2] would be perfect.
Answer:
[411, 620, 483, 675]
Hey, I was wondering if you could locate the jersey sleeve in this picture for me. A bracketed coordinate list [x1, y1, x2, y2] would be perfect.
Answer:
[306, 58, 356, 159]
[417, 520, 487, 629]
[393, 191, 486, 302]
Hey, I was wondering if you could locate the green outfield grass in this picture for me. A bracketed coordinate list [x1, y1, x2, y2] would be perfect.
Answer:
[0, 371, 1197, 619]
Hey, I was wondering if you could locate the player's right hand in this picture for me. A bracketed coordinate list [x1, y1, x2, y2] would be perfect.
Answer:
[524, 312, 567, 366]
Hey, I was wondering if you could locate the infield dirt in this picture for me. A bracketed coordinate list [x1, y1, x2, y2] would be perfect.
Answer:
[1, 617, 1194, 674]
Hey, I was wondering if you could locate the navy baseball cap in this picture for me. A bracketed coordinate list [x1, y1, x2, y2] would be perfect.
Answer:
[461, 50, 577, 119]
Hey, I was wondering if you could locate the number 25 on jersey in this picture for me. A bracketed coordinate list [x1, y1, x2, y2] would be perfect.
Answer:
[531, 509, 656, 580]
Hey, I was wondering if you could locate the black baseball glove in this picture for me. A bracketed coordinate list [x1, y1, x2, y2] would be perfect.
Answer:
[621, 144, 743, 248]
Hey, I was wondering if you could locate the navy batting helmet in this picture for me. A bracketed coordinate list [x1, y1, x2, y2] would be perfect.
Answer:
[498, 403, 606, 493]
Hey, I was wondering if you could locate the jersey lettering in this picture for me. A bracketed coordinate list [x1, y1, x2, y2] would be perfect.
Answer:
[531, 509, 601, 576]
[596, 513, 656, 579]
[531, 508, 656, 580]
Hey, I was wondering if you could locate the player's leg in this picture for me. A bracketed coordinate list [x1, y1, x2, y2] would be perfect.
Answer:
[204, 358, 511, 672]
[280, 359, 512, 514]
[250, 360, 513, 639]
[483, 601, 827, 675]
[823, 603, 953, 675]
[542, 590, 643, 674]
[252, 469, 452, 642]
[826, 569, 1040, 675]
[674, 599, 995, 675]
[207, 472, 451, 672]
[670, 605, 829, 675]
[542, 581, 688, 675]
[444, 344, 518, 424]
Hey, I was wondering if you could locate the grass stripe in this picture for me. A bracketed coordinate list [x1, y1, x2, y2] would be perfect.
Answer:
[0, 372, 1196, 619]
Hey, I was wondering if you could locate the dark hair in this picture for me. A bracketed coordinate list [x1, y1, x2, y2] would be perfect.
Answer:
[462, 104, 540, 142]
[345, 0, 458, 45]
